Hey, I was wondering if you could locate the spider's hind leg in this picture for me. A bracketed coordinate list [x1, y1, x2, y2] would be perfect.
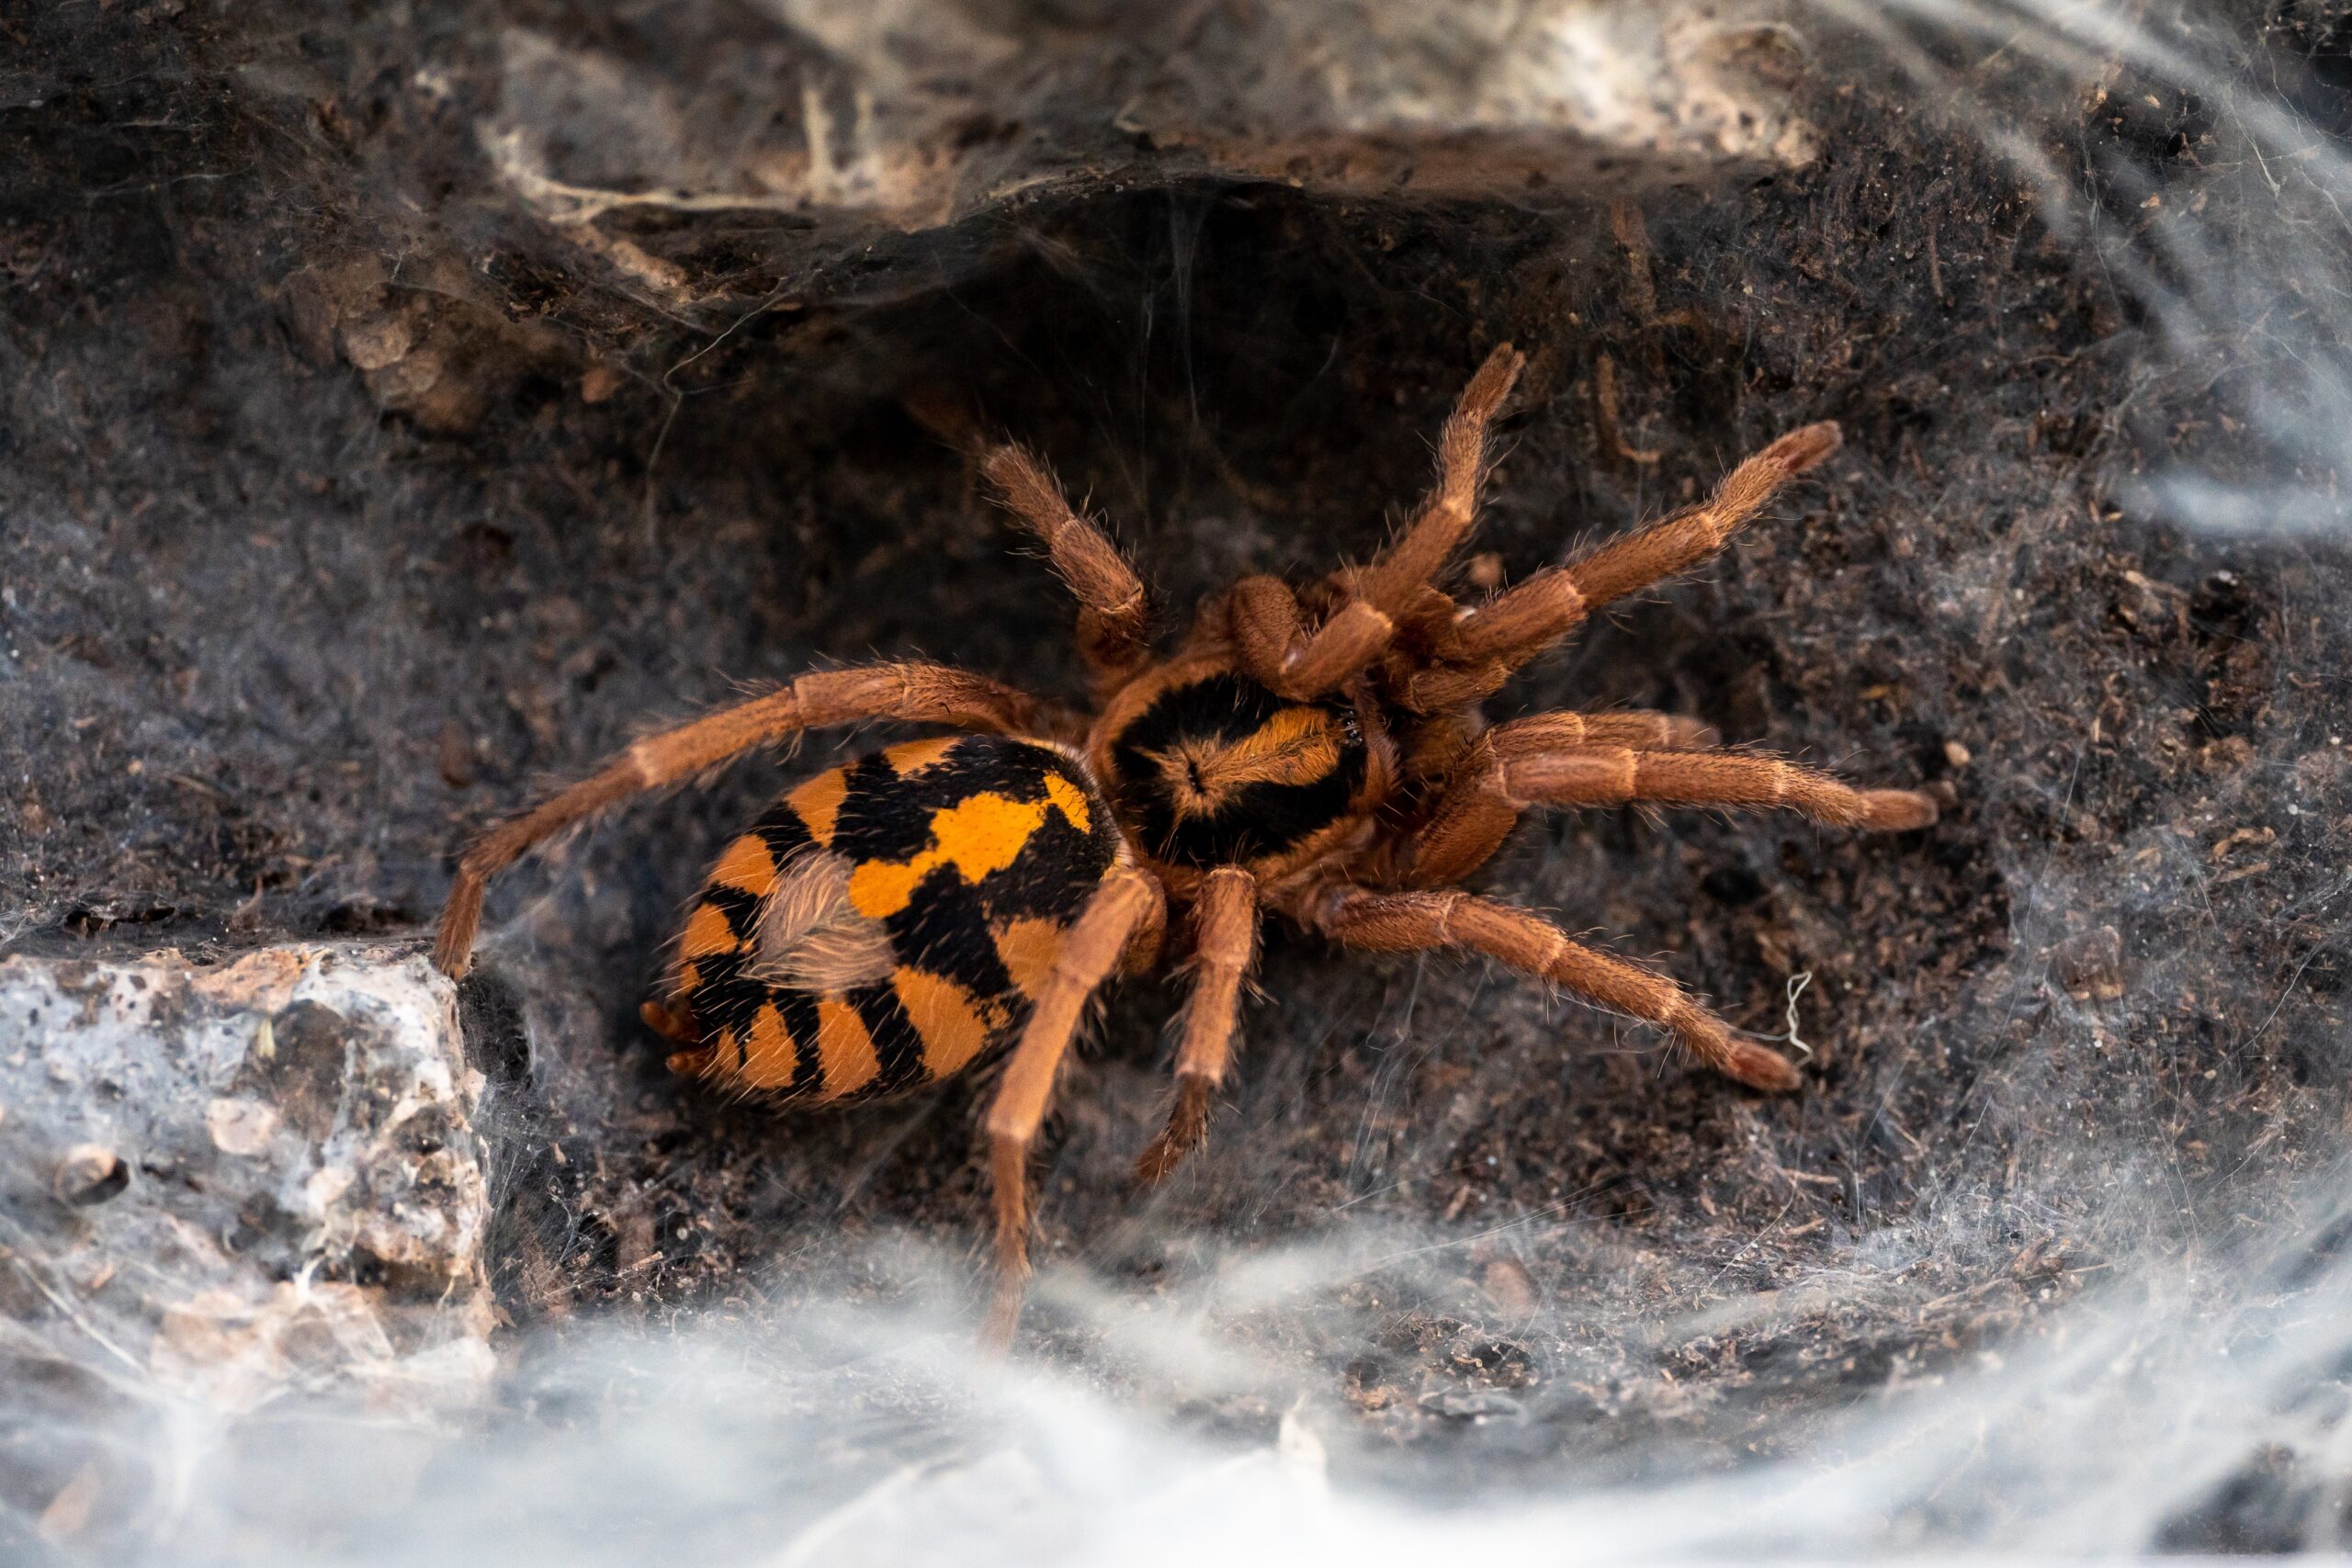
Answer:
[434, 663, 1047, 978]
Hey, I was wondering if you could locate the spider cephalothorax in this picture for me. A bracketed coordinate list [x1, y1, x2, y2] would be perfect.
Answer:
[432, 344, 1937, 1341]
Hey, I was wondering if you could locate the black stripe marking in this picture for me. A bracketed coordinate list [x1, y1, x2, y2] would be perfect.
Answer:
[775, 987, 825, 1096]
[887, 866, 1017, 1003]
[751, 796, 817, 865]
[847, 984, 930, 1099]
[663, 733, 1121, 1099]
[701, 884, 764, 943]
[688, 950, 767, 1040]
[987, 800, 1117, 921]
[833, 739, 1060, 863]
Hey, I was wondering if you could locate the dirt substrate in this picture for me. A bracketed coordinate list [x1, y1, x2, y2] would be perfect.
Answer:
[6, 2, 2352, 1551]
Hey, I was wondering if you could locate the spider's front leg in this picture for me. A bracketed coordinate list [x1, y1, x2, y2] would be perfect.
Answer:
[1223, 343, 1527, 701]
[980, 867, 1165, 1348]
[1224, 575, 1393, 701]
[1406, 710, 1935, 887]
[1403, 421, 1841, 711]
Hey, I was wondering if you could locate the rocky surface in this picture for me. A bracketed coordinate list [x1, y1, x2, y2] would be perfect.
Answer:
[477, 0, 1818, 236]
[6, 0, 2352, 1558]
[5, 0, 1823, 440]
[0, 946, 490, 1554]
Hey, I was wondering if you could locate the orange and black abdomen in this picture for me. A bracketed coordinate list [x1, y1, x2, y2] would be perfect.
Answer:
[1102, 671, 1367, 869]
[660, 735, 1120, 1103]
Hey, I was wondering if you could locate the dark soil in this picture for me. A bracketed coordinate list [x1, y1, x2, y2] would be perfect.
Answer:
[6, 0, 2352, 1542]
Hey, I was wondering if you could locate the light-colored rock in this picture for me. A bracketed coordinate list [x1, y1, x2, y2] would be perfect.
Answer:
[477, 0, 1816, 308]
[0, 945, 492, 1429]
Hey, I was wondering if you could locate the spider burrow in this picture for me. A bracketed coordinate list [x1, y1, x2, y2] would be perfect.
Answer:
[431, 344, 1939, 1344]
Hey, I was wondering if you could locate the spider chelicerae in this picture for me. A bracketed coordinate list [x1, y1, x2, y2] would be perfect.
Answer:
[432, 344, 1937, 1341]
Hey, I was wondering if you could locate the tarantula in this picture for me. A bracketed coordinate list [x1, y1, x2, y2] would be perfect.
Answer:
[432, 344, 1937, 1341]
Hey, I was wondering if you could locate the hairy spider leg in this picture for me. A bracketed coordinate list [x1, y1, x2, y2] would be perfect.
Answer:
[1354, 342, 1529, 613]
[1134, 866, 1261, 1186]
[1391, 702, 1707, 797]
[1408, 714, 1938, 887]
[1502, 711, 1724, 751]
[980, 867, 1165, 1348]
[1403, 421, 1843, 712]
[1225, 575, 1302, 689]
[1238, 343, 1525, 701]
[433, 663, 1046, 978]
[1312, 886, 1801, 1092]
[981, 445, 1154, 682]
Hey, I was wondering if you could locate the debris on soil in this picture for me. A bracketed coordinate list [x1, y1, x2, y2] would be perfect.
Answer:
[5, 0, 2352, 1553]
[0, 946, 492, 1548]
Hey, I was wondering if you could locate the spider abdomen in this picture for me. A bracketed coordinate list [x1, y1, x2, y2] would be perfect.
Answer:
[1097, 665, 1370, 874]
[659, 735, 1121, 1102]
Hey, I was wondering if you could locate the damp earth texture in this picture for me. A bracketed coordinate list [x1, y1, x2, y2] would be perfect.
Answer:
[6, 1, 2352, 1561]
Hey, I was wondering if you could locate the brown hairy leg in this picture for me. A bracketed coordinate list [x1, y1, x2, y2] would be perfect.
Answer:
[1272, 601, 1396, 699]
[1408, 716, 1933, 886]
[1135, 867, 1260, 1186]
[433, 662, 1046, 978]
[1406, 711, 1721, 886]
[981, 444, 1154, 680]
[1226, 573, 1394, 701]
[1355, 342, 1527, 611]
[1502, 746, 1939, 829]
[980, 868, 1164, 1348]
[1254, 343, 1524, 700]
[1408, 421, 1842, 710]
[1312, 886, 1800, 1092]
[1227, 575, 1304, 688]
[1492, 710, 1722, 753]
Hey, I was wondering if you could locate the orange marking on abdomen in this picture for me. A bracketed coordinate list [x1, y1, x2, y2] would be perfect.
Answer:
[705, 1026, 740, 1076]
[786, 768, 850, 846]
[893, 967, 991, 1080]
[1042, 771, 1092, 833]
[815, 998, 879, 1097]
[709, 834, 778, 897]
[680, 902, 741, 958]
[991, 917, 1065, 999]
[883, 736, 961, 774]
[737, 1001, 798, 1089]
[847, 787, 1089, 919]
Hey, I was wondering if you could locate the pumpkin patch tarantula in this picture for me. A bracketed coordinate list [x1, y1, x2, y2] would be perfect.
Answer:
[432, 344, 1937, 1341]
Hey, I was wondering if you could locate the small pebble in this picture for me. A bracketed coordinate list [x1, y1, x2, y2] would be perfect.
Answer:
[1943, 739, 1973, 767]
[205, 1097, 281, 1156]
[1480, 1257, 1538, 1316]
[1419, 1389, 1524, 1421]
[54, 1145, 129, 1207]
[580, 362, 626, 404]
